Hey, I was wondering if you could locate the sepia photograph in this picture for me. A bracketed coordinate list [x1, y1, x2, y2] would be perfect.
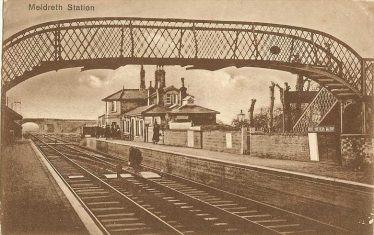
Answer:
[1, 0, 373, 234]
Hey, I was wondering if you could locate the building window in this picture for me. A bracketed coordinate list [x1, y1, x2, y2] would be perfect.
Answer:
[126, 120, 130, 132]
[166, 94, 171, 104]
[111, 101, 117, 112]
[166, 94, 177, 105]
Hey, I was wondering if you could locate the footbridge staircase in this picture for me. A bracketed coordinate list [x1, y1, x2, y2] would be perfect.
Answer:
[293, 59, 373, 133]
[293, 87, 338, 133]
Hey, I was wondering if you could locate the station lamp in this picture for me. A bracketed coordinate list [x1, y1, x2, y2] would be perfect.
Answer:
[237, 109, 245, 123]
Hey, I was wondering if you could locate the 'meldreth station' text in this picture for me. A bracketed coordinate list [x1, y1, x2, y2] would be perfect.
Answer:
[29, 4, 95, 11]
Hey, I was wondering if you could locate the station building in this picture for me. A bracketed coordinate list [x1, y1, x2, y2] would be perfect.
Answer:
[99, 65, 219, 141]
[1, 105, 23, 145]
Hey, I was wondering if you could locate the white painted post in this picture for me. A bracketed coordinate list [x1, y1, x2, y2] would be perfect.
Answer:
[187, 130, 194, 147]
[226, 133, 232, 148]
[308, 132, 319, 161]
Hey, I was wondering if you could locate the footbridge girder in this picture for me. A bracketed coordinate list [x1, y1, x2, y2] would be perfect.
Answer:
[2, 18, 372, 97]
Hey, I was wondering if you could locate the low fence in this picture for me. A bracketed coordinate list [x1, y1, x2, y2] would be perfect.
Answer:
[140, 128, 360, 164]
[163, 130, 188, 147]
[249, 133, 310, 161]
[161, 129, 310, 158]
[163, 129, 244, 154]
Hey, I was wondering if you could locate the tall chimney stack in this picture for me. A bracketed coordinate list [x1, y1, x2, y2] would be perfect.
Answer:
[140, 65, 146, 89]
[159, 65, 166, 88]
[154, 65, 160, 89]
[179, 77, 187, 104]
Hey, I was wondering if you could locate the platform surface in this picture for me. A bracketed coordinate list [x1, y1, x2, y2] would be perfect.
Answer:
[103, 138, 373, 186]
[1, 141, 88, 234]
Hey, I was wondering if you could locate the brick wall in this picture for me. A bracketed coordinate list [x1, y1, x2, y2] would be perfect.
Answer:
[202, 130, 242, 154]
[341, 134, 374, 168]
[84, 139, 373, 231]
[163, 130, 187, 147]
[249, 134, 310, 161]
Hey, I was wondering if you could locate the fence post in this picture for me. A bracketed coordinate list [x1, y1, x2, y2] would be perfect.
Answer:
[200, 130, 203, 149]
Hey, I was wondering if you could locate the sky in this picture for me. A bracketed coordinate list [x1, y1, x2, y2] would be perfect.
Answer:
[3, 0, 374, 123]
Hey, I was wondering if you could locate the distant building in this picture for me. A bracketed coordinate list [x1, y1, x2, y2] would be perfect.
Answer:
[99, 65, 219, 141]
[2, 105, 23, 145]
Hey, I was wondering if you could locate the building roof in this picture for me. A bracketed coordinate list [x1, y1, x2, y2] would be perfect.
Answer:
[124, 105, 155, 117]
[147, 85, 180, 99]
[182, 95, 195, 101]
[163, 85, 179, 92]
[170, 104, 220, 114]
[102, 88, 147, 101]
[124, 104, 171, 116]
[4, 106, 23, 120]
[144, 105, 170, 115]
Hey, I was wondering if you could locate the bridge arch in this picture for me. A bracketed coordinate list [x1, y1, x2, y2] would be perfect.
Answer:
[22, 122, 40, 132]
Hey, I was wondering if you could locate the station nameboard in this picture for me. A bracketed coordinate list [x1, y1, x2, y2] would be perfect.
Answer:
[308, 126, 335, 132]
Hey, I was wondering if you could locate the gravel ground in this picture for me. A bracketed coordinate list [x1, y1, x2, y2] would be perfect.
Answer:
[1, 141, 87, 235]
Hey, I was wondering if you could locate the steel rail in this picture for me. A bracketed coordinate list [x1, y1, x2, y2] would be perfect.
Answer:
[31, 134, 184, 235]
[41, 135, 350, 234]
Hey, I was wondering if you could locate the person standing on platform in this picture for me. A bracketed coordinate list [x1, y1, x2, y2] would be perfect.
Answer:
[105, 125, 110, 139]
[115, 125, 121, 139]
[152, 121, 160, 144]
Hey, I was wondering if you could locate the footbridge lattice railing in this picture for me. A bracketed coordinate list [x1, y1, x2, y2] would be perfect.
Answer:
[1, 17, 370, 97]
[293, 87, 338, 133]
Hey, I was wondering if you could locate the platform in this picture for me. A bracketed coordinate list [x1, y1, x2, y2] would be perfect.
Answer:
[98, 138, 373, 186]
[85, 138, 374, 231]
[1, 140, 88, 234]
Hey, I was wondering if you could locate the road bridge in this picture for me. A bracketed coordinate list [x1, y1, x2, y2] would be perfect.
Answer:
[22, 118, 97, 133]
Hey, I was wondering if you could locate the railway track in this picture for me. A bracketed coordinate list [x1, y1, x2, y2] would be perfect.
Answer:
[31, 134, 350, 234]
[31, 135, 181, 235]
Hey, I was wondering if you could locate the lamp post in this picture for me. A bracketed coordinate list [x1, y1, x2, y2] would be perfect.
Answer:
[237, 109, 245, 126]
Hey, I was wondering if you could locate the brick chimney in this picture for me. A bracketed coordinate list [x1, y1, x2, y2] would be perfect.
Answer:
[159, 65, 166, 89]
[179, 77, 187, 104]
[147, 81, 155, 106]
[140, 65, 146, 89]
[154, 65, 160, 89]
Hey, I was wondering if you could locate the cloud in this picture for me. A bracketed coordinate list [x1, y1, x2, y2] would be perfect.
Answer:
[79, 74, 109, 88]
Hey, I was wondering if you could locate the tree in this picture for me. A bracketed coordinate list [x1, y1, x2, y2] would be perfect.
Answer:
[276, 82, 291, 132]
[253, 110, 269, 132]
[248, 99, 256, 127]
[269, 82, 276, 132]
